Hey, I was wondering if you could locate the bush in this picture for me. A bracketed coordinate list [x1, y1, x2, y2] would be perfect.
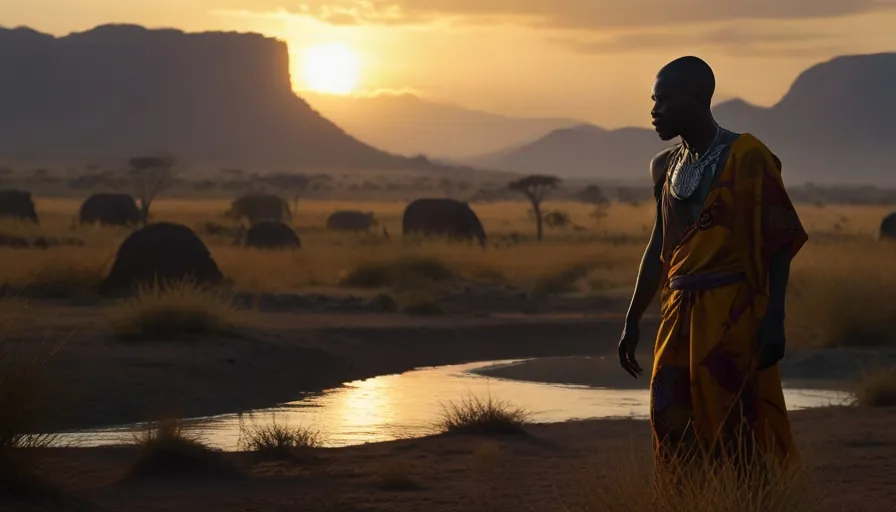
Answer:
[127, 418, 241, 479]
[236, 414, 323, 459]
[853, 367, 896, 407]
[436, 394, 530, 436]
[108, 279, 250, 340]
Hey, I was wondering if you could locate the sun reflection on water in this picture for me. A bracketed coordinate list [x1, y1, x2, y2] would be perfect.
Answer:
[58, 359, 856, 450]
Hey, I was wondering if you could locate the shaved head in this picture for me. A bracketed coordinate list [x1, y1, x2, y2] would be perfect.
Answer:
[650, 56, 716, 141]
[657, 56, 716, 106]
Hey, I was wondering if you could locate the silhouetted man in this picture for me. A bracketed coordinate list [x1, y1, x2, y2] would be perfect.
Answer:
[617, 56, 808, 471]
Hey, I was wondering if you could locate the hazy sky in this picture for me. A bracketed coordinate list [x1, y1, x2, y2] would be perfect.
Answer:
[3, 0, 896, 127]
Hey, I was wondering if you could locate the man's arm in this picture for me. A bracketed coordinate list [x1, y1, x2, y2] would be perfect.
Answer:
[623, 152, 668, 328]
[766, 247, 791, 320]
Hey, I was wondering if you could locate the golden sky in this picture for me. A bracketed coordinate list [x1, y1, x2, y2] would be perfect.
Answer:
[4, 0, 896, 127]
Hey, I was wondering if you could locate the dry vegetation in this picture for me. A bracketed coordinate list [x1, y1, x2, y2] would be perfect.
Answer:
[569, 443, 816, 512]
[128, 418, 241, 480]
[237, 413, 323, 459]
[852, 366, 896, 407]
[0, 197, 892, 346]
[108, 280, 253, 340]
[436, 394, 531, 436]
[0, 302, 66, 499]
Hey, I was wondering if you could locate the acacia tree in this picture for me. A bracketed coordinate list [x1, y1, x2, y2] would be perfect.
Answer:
[128, 155, 176, 225]
[507, 174, 562, 241]
[260, 172, 332, 217]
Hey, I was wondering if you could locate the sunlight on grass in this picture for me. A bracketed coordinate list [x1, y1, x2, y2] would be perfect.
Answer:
[436, 394, 531, 436]
[1, 198, 892, 348]
[108, 280, 252, 340]
[237, 413, 323, 459]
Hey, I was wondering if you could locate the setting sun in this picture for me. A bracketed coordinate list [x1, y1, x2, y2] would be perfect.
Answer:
[300, 43, 361, 95]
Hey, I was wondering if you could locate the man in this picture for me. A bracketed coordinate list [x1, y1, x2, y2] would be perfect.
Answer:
[618, 56, 808, 470]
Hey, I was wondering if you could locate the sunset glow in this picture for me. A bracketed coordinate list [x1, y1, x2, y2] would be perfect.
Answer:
[300, 43, 361, 95]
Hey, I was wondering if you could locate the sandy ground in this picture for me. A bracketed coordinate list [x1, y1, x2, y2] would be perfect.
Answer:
[3, 306, 895, 511]
[9, 407, 896, 512]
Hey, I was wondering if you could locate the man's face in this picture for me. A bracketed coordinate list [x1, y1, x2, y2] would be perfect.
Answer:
[650, 76, 692, 141]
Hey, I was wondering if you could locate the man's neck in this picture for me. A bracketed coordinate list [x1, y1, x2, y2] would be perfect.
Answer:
[679, 115, 719, 154]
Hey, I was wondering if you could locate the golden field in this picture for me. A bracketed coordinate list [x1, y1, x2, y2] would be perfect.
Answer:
[1, 197, 893, 347]
[0, 196, 895, 512]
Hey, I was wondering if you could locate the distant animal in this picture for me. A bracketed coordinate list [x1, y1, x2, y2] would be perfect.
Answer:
[79, 193, 142, 227]
[226, 193, 291, 224]
[0, 189, 38, 223]
[100, 222, 224, 296]
[881, 212, 896, 241]
[326, 210, 376, 232]
[402, 198, 486, 247]
[243, 220, 301, 249]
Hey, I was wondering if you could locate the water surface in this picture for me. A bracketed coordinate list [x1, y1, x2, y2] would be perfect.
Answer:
[60, 359, 855, 450]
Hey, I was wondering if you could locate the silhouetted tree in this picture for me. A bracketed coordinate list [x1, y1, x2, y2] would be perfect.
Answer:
[261, 172, 333, 215]
[508, 174, 561, 241]
[128, 155, 176, 225]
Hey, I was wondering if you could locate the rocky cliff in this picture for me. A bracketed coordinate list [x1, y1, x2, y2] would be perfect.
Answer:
[0, 24, 434, 171]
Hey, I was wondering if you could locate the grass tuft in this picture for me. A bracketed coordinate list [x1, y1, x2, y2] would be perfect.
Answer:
[237, 413, 323, 460]
[436, 394, 530, 436]
[127, 418, 242, 480]
[570, 442, 816, 512]
[109, 279, 251, 340]
[852, 366, 896, 407]
[0, 310, 67, 501]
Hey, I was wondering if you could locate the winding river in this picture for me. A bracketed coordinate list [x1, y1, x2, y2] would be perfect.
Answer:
[58, 358, 855, 450]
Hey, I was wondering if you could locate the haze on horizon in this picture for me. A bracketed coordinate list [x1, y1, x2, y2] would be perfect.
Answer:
[3, 0, 896, 128]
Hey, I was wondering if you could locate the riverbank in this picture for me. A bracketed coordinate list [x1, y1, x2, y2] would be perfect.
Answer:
[472, 349, 896, 393]
[8, 305, 887, 434]
[16, 406, 896, 512]
[11, 307, 645, 432]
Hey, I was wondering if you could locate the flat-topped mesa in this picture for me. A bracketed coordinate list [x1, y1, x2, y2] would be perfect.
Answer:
[0, 24, 437, 171]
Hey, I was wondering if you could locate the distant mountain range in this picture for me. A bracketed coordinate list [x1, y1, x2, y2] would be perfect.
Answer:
[0, 24, 467, 174]
[303, 91, 582, 159]
[0, 23, 892, 186]
[467, 53, 896, 185]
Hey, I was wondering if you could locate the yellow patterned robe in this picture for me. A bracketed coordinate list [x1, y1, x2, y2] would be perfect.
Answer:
[651, 133, 808, 467]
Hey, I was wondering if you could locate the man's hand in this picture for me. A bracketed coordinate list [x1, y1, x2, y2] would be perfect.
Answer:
[618, 321, 644, 378]
[757, 312, 786, 370]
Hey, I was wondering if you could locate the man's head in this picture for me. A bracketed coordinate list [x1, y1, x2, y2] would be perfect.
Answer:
[650, 56, 716, 141]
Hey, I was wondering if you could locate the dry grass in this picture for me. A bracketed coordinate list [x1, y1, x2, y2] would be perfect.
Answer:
[436, 394, 531, 436]
[570, 442, 816, 512]
[338, 257, 458, 289]
[108, 280, 252, 340]
[1, 198, 893, 347]
[128, 418, 242, 480]
[852, 367, 896, 407]
[237, 413, 323, 459]
[0, 305, 67, 500]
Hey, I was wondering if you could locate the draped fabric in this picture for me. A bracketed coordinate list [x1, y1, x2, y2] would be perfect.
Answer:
[651, 133, 808, 468]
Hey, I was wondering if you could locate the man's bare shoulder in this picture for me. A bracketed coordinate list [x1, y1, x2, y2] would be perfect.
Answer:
[649, 146, 678, 185]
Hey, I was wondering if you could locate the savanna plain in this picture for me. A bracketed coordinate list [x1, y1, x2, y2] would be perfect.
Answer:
[1, 190, 895, 512]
